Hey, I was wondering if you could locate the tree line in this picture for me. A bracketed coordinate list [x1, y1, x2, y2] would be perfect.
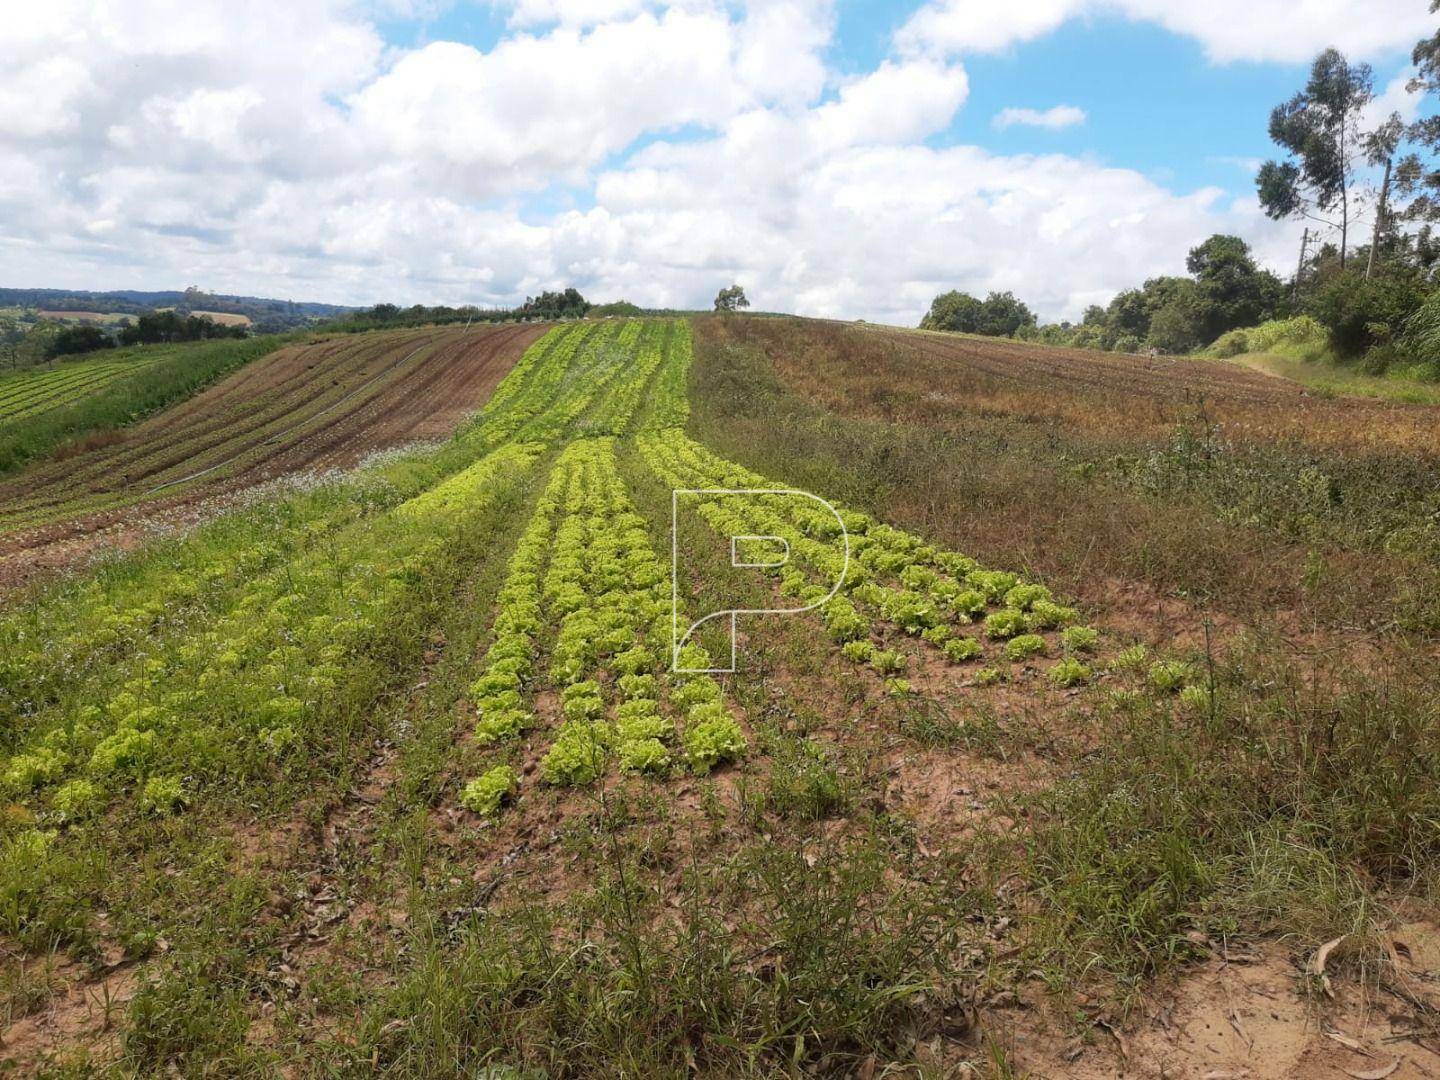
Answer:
[326, 288, 596, 333]
[922, 23, 1440, 376]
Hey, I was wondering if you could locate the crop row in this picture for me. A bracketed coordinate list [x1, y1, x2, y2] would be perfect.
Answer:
[0, 322, 655, 728]
[0, 333, 432, 532]
[0, 321, 694, 841]
[0, 441, 543, 848]
[638, 427, 1102, 688]
[463, 435, 745, 812]
[0, 325, 668, 851]
[0, 353, 162, 423]
[579, 321, 671, 437]
[0, 327, 595, 719]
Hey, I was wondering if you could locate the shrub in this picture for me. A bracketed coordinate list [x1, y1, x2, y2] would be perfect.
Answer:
[460, 766, 519, 816]
[1208, 329, 1250, 358]
[1307, 270, 1426, 360]
[1247, 314, 1327, 356]
[1401, 291, 1440, 375]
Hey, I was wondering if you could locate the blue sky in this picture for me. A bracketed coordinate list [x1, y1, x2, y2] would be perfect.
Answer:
[1, 0, 1434, 320]
[386, 1, 1423, 203]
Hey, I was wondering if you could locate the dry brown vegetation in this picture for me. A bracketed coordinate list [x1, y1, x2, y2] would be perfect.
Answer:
[683, 315, 1440, 1076]
[693, 316, 1440, 640]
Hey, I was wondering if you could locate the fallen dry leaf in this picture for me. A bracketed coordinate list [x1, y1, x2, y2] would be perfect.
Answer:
[1324, 1030, 1368, 1053]
[1342, 1059, 1400, 1080]
[1310, 935, 1346, 997]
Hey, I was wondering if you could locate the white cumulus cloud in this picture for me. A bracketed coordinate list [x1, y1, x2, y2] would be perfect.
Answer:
[993, 104, 1086, 130]
[0, 0, 1320, 324]
[898, 0, 1433, 63]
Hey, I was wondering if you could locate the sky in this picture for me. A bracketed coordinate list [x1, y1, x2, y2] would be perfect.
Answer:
[0, 0, 1434, 324]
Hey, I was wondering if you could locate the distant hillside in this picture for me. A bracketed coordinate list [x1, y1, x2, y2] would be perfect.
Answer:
[0, 286, 354, 334]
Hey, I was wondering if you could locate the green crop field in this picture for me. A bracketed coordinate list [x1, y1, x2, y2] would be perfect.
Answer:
[0, 352, 164, 424]
[0, 316, 1437, 1075]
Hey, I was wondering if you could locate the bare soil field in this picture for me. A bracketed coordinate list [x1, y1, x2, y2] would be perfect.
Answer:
[0, 322, 542, 591]
[188, 310, 251, 327]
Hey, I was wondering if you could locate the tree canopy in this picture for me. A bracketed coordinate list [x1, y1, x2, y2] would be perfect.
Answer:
[1256, 49, 1375, 266]
[714, 285, 750, 313]
[920, 290, 1036, 337]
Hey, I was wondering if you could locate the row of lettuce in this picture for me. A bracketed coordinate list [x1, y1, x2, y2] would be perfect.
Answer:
[459, 321, 744, 809]
[458, 320, 1117, 815]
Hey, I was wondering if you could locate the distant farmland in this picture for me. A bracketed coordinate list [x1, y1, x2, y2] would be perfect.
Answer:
[155, 307, 252, 326]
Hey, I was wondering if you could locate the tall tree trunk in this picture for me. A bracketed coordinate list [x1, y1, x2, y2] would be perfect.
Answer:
[1293, 227, 1310, 302]
[1338, 106, 1349, 268]
[1366, 156, 1392, 281]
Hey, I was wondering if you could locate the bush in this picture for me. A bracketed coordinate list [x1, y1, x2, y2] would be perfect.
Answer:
[1208, 329, 1250, 358]
[49, 324, 115, 358]
[1307, 271, 1426, 360]
[1247, 314, 1326, 353]
[1400, 291, 1440, 378]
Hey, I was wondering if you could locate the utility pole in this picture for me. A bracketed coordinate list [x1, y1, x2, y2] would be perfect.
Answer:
[1293, 227, 1310, 303]
[1366, 156, 1393, 281]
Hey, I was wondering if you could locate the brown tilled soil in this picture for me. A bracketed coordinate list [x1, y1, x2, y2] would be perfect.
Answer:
[0, 323, 544, 595]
